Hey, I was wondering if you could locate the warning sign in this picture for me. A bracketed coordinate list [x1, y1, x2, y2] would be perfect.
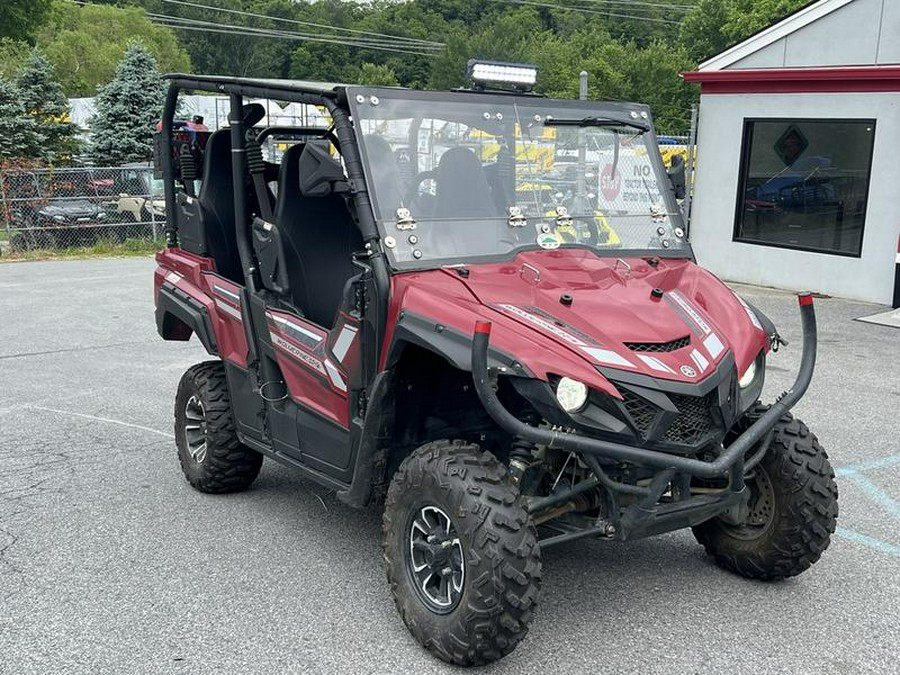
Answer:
[600, 164, 621, 201]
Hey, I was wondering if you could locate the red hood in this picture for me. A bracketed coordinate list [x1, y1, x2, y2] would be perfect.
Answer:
[385, 249, 769, 396]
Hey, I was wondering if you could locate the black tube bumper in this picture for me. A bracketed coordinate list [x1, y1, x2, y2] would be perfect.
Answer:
[471, 293, 818, 479]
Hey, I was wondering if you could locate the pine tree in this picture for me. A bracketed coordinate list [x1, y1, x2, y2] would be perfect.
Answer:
[89, 42, 167, 166]
[0, 76, 41, 162]
[14, 49, 78, 163]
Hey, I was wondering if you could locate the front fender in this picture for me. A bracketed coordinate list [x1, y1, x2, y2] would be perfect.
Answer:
[385, 310, 530, 377]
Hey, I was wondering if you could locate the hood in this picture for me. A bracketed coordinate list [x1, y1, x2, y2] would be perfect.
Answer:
[40, 199, 104, 218]
[387, 249, 770, 392]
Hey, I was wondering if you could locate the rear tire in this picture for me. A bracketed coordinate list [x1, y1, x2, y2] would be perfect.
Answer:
[174, 361, 263, 493]
[382, 440, 541, 666]
[693, 407, 838, 580]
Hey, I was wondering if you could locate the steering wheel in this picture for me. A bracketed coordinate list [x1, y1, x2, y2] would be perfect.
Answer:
[404, 170, 438, 211]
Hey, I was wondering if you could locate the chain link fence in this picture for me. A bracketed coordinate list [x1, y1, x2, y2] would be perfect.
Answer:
[0, 165, 166, 255]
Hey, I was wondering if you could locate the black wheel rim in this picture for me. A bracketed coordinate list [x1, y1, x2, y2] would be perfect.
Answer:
[183, 395, 208, 464]
[725, 466, 775, 540]
[406, 505, 465, 614]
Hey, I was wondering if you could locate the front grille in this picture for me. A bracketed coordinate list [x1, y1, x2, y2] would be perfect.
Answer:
[620, 389, 658, 435]
[664, 393, 714, 444]
[624, 335, 691, 352]
[618, 388, 715, 445]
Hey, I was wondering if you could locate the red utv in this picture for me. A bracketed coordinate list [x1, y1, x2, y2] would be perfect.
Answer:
[153, 64, 838, 666]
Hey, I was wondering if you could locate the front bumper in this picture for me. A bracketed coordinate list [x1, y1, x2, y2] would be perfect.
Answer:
[471, 293, 817, 480]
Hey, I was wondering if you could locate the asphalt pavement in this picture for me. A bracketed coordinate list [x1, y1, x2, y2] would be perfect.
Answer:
[0, 257, 897, 675]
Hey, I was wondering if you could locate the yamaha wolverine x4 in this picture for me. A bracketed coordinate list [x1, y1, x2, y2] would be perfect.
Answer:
[153, 63, 838, 666]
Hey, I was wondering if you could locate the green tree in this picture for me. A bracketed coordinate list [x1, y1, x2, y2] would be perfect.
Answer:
[14, 49, 78, 162]
[89, 43, 167, 166]
[0, 38, 31, 79]
[0, 0, 52, 43]
[37, 0, 190, 97]
[0, 77, 40, 162]
[356, 62, 400, 87]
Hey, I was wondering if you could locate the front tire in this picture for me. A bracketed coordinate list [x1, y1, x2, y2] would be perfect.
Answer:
[693, 407, 838, 580]
[382, 440, 541, 666]
[174, 361, 263, 493]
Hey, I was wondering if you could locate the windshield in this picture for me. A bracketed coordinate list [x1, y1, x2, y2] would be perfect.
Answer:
[350, 88, 688, 268]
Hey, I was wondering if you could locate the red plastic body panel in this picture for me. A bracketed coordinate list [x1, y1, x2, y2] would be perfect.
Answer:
[382, 249, 769, 397]
[154, 248, 250, 367]
[265, 308, 354, 428]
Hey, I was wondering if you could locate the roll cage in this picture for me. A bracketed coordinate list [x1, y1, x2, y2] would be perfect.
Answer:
[158, 74, 391, 357]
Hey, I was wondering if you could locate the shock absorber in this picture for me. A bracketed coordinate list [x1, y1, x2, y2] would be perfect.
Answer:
[507, 410, 541, 487]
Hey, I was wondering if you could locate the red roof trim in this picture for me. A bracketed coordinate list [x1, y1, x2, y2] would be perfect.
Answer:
[682, 67, 900, 94]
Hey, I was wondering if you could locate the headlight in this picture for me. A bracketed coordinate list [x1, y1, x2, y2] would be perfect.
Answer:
[52, 214, 65, 223]
[738, 360, 757, 388]
[556, 377, 588, 412]
[97, 212, 107, 220]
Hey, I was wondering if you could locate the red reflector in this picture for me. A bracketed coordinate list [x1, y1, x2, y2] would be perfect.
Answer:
[798, 293, 814, 306]
[475, 321, 492, 335]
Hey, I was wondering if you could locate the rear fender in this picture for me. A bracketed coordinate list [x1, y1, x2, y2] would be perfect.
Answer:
[155, 280, 218, 356]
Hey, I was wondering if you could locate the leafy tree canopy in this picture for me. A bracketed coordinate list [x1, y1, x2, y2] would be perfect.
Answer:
[0, 0, 53, 44]
[37, 0, 191, 97]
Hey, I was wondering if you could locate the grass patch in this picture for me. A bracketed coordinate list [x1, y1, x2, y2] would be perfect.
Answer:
[0, 237, 163, 261]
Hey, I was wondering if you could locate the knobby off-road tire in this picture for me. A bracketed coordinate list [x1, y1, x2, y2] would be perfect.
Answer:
[382, 440, 542, 666]
[174, 361, 263, 493]
[693, 405, 838, 580]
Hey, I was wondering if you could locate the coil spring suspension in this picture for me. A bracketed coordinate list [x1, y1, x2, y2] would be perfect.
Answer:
[508, 410, 541, 486]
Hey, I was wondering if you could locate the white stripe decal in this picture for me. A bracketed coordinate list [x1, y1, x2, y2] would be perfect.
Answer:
[583, 347, 636, 368]
[270, 314, 323, 342]
[636, 354, 676, 374]
[690, 349, 710, 373]
[324, 359, 347, 392]
[271, 334, 326, 375]
[498, 304, 587, 347]
[214, 298, 243, 321]
[669, 290, 712, 335]
[733, 293, 762, 330]
[331, 325, 358, 362]
[703, 333, 725, 359]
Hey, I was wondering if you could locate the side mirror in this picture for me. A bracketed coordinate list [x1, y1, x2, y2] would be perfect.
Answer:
[299, 141, 348, 197]
[667, 154, 686, 200]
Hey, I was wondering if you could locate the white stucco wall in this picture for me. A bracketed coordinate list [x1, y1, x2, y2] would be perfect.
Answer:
[689, 91, 900, 304]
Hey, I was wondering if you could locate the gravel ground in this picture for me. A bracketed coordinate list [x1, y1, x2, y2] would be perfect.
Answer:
[0, 257, 897, 675]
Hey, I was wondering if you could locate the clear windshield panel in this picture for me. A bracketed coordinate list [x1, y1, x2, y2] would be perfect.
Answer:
[352, 91, 688, 266]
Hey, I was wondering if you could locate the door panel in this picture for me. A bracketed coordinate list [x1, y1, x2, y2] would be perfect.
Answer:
[265, 308, 350, 428]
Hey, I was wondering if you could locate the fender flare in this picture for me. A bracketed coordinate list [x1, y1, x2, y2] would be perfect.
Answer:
[155, 282, 218, 355]
[385, 311, 530, 376]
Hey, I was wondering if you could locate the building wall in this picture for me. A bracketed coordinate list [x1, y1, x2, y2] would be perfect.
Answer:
[690, 91, 900, 304]
[728, 0, 899, 69]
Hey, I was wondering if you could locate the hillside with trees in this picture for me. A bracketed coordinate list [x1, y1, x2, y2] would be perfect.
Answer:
[0, 0, 812, 150]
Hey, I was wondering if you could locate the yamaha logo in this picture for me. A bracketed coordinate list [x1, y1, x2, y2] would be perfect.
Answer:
[680, 365, 697, 378]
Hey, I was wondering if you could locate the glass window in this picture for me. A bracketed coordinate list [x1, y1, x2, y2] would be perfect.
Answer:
[734, 119, 875, 257]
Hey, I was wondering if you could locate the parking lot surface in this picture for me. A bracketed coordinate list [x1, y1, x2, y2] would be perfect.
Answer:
[1, 257, 897, 674]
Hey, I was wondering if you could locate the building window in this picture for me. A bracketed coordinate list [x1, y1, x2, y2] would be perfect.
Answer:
[734, 119, 875, 257]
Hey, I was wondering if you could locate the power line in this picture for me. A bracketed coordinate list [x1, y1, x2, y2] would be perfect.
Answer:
[156, 0, 445, 48]
[147, 14, 440, 56]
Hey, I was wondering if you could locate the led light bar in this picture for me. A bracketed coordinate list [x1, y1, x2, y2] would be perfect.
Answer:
[466, 60, 538, 90]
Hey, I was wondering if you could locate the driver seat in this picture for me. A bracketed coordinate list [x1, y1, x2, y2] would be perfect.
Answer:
[434, 147, 497, 219]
